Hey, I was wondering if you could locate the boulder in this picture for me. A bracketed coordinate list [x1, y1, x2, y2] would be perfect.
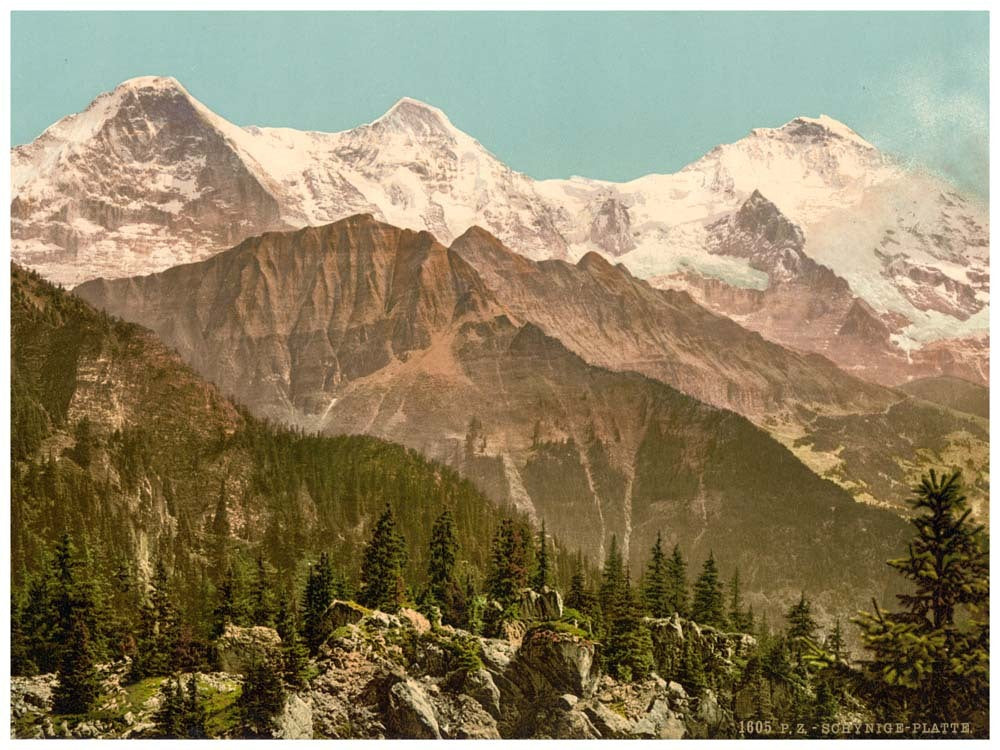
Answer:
[322, 600, 368, 634]
[274, 694, 313, 739]
[398, 607, 431, 635]
[632, 698, 685, 739]
[214, 624, 282, 675]
[583, 702, 633, 738]
[519, 586, 564, 621]
[515, 628, 599, 697]
[386, 678, 441, 739]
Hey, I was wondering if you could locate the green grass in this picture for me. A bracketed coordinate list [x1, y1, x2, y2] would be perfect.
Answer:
[529, 620, 591, 640]
[203, 682, 242, 738]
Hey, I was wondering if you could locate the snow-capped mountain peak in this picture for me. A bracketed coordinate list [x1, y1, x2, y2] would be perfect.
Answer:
[370, 96, 460, 139]
[11, 76, 988, 387]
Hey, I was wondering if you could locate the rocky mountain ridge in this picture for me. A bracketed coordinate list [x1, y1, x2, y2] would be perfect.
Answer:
[13, 76, 988, 385]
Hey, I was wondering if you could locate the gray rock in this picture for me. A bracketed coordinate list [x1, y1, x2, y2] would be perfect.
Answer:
[274, 694, 313, 739]
[632, 698, 685, 739]
[386, 678, 441, 739]
[214, 624, 282, 675]
[583, 702, 632, 738]
[558, 693, 579, 710]
[518, 586, 564, 621]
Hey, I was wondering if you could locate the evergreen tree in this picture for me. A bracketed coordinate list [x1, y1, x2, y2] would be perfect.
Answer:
[728, 567, 752, 632]
[154, 677, 185, 737]
[691, 552, 725, 628]
[425, 509, 466, 626]
[276, 593, 309, 688]
[212, 564, 248, 637]
[811, 679, 838, 735]
[665, 544, 689, 617]
[854, 469, 988, 728]
[302, 553, 335, 654]
[530, 520, 550, 591]
[642, 532, 670, 618]
[427, 510, 458, 602]
[52, 619, 101, 715]
[358, 505, 408, 613]
[676, 633, 708, 697]
[131, 558, 181, 680]
[603, 570, 654, 682]
[598, 535, 626, 622]
[182, 675, 208, 739]
[249, 554, 276, 627]
[786, 592, 818, 643]
[485, 518, 529, 610]
[565, 553, 595, 619]
[825, 618, 846, 662]
[237, 657, 287, 738]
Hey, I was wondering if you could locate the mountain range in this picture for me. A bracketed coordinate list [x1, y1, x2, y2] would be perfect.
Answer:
[12, 76, 988, 387]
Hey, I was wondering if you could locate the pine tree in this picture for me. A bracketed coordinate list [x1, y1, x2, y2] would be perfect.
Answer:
[691, 552, 725, 628]
[853, 469, 988, 727]
[52, 619, 101, 715]
[276, 592, 309, 688]
[485, 518, 529, 610]
[426, 509, 467, 625]
[565, 553, 595, 619]
[132, 558, 181, 680]
[358, 505, 408, 613]
[825, 618, 846, 662]
[642, 532, 670, 618]
[154, 677, 185, 737]
[302, 553, 335, 654]
[811, 679, 838, 736]
[603, 570, 654, 682]
[676, 632, 707, 697]
[182, 675, 208, 739]
[212, 564, 248, 637]
[786, 592, 818, 659]
[249, 554, 276, 627]
[530, 520, 550, 591]
[237, 656, 287, 738]
[665, 544, 689, 617]
[727, 568, 753, 632]
[598, 535, 626, 623]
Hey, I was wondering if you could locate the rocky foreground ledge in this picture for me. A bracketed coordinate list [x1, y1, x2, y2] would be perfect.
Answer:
[12, 596, 754, 739]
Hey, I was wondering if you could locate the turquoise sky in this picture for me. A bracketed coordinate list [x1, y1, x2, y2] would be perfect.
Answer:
[11, 11, 990, 196]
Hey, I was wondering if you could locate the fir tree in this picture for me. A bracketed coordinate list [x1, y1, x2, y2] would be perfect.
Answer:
[728, 567, 752, 632]
[603, 570, 654, 682]
[427, 510, 458, 603]
[530, 520, 550, 591]
[786, 592, 818, 641]
[358, 505, 408, 613]
[825, 618, 846, 662]
[52, 619, 101, 715]
[182, 675, 208, 739]
[276, 593, 309, 688]
[131, 558, 181, 680]
[811, 679, 838, 736]
[302, 553, 335, 654]
[237, 656, 287, 738]
[565, 553, 595, 619]
[854, 469, 988, 728]
[426, 509, 467, 626]
[642, 532, 670, 618]
[249, 554, 276, 627]
[676, 633, 707, 697]
[485, 519, 529, 610]
[154, 677, 185, 737]
[598, 535, 626, 623]
[212, 564, 248, 637]
[691, 552, 725, 628]
[665, 544, 689, 617]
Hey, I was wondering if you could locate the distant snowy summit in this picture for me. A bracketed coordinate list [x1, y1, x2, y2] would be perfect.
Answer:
[11, 75, 989, 385]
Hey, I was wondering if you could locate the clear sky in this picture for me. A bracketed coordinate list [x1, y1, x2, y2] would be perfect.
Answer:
[10, 11, 990, 196]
